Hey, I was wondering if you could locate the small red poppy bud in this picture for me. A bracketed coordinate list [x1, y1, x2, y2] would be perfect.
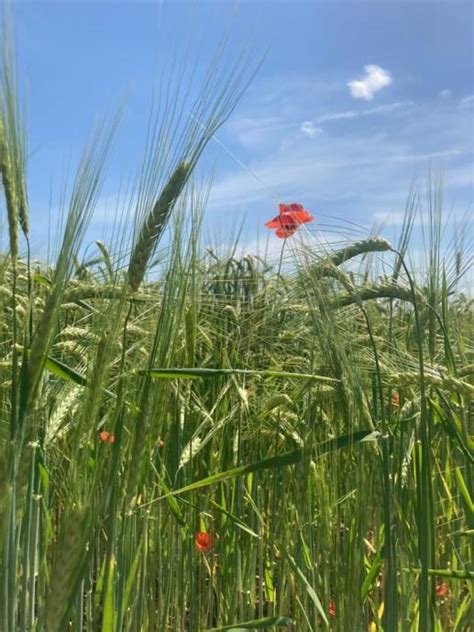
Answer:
[436, 582, 449, 597]
[391, 392, 400, 407]
[195, 531, 212, 552]
[329, 600, 336, 617]
[99, 431, 115, 444]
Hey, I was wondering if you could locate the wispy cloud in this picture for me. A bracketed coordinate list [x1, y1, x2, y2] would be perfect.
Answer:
[224, 116, 288, 147]
[460, 94, 474, 105]
[84, 71, 472, 255]
[207, 81, 472, 244]
[316, 100, 413, 124]
[207, 141, 469, 214]
[300, 121, 321, 138]
[348, 65, 392, 101]
[439, 89, 452, 99]
[229, 101, 414, 147]
[296, 101, 413, 140]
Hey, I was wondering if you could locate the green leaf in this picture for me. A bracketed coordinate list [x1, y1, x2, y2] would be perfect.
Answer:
[453, 592, 472, 631]
[404, 568, 473, 580]
[162, 449, 302, 498]
[137, 367, 338, 384]
[455, 467, 474, 516]
[120, 542, 143, 621]
[430, 397, 474, 463]
[156, 429, 380, 500]
[203, 616, 293, 631]
[286, 552, 328, 627]
[94, 557, 106, 612]
[45, 356, 87, 386]
[450, 529, 473, 537]
[317, 429, 381, 454]
[361, 545, 384, 600]
[155, 471, 188, 529]
[101, 556, 116, 632]
[33, 273, 52, 286]
[208, 499, 259, 538]
[38, 462, 49, 492]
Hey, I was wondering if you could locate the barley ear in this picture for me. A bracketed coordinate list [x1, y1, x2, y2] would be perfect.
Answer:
[0, 115, 19, 265]
[44, 503, 86, 632]
[332, 281, 424, 308]
[17, 177, 29, 237]
[311, 237, 392, 278]
[128, 161, 191, 292]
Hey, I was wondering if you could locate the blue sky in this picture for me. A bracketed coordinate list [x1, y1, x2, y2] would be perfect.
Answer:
[4, 0, 474, 262]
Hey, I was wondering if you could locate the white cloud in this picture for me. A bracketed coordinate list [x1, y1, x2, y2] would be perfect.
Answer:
[348, 65, 392, 101]
[300, 121, 321, 138]
[207, 140, 466, 217]
[227, 100, 412, 148]
[460, 94, 474, 105]
[292, 102, 415, 147]
[202, 73, 472, 263]
[439, 89, 452, 98]
[206, 95, 472, 232]
[225, 116, 288, 147]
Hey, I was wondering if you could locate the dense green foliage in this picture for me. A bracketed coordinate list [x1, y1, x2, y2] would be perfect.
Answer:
[0, 209, 472, 630]
[0, 19, 472, 632]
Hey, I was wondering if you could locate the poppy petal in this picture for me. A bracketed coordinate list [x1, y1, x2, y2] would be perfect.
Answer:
[290, 210, 314, 224]
[286, 203, 304, 213]
[265, 216, 282, 229]
[279, 213, 298, 228]
[300, 211, 315, 223]
[276, 226, 297, 238]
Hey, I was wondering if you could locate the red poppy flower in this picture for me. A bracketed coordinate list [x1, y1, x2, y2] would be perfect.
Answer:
[265, 203, 314, 239]
[328, 599, 336, 617]
[99, 431, 115, 444]
[435, 582, 449, 597]
[195, 531, 212, 553]
[391, 391, 400, 407]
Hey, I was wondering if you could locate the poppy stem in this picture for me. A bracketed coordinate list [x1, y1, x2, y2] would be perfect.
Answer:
[276, 238, 287, 279]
